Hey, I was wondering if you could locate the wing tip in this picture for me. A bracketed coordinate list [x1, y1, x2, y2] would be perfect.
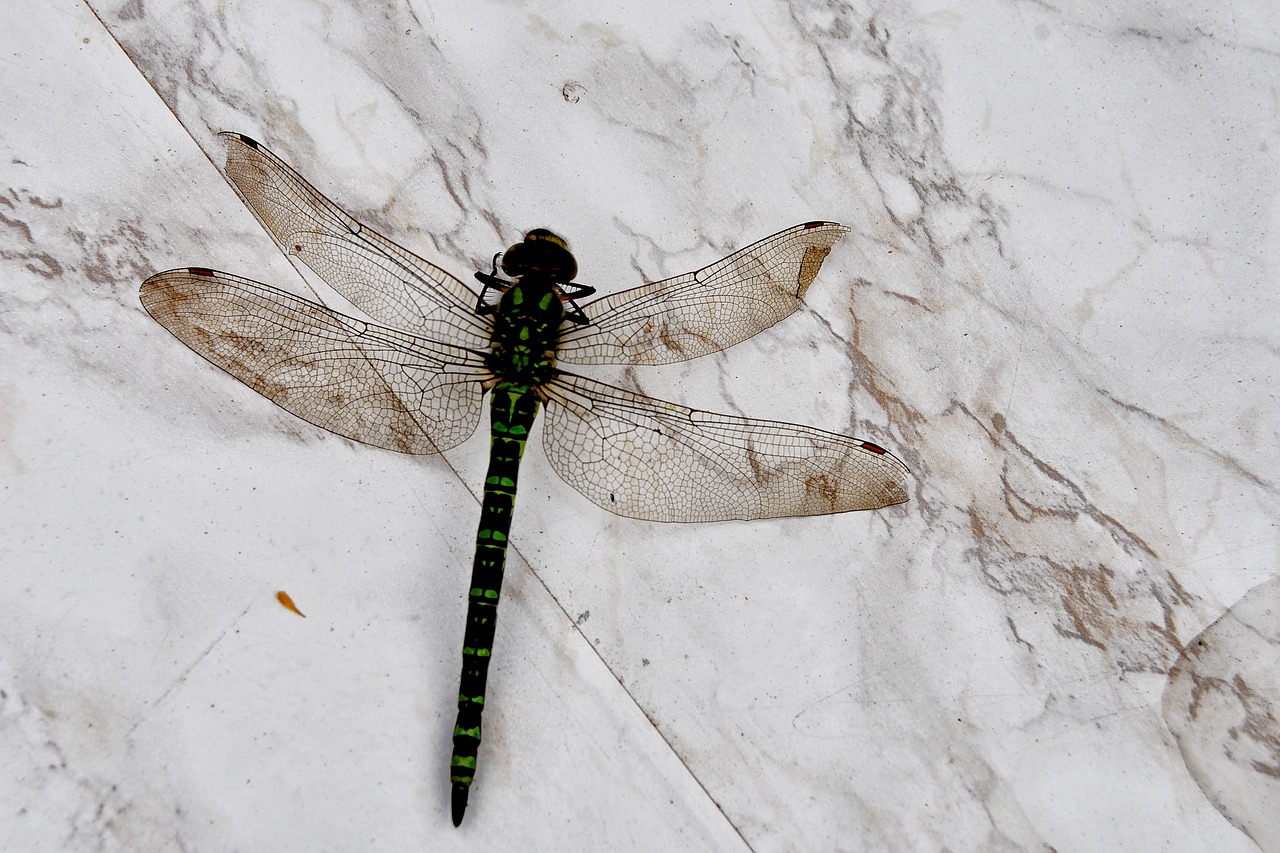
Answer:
[220, 131, 261, 150]
[800, 220, 850, 233]
[139, 268, 233, 315]
[884, 487, 912, 508]
[140, 266, 218, 284]
[796, 222, 852, 253]
[859, 440, 913, 508]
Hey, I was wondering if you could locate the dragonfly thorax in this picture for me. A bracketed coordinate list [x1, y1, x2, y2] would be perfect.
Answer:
[488, 275, 564, 383]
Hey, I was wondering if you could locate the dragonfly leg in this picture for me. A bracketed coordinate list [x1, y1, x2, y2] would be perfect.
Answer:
[554, 281, 593, 326]
[474, 253, 509, 316]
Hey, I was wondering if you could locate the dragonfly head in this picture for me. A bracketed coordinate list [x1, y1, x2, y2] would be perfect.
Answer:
[501, 229, 578, 283]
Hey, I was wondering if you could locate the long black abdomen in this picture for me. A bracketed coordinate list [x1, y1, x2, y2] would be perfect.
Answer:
[450, 383, 539, 825]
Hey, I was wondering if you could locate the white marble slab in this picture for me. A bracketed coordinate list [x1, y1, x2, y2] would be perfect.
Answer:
[2, 0, 1276, 850]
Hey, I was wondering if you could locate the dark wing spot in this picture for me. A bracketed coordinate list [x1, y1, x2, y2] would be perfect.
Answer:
[795, 245, 833, 299]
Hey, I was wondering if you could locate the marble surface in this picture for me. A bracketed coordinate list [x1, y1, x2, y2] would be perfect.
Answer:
[2, 0, 1277, 850]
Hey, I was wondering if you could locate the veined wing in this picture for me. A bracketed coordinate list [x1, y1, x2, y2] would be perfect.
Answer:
[220, 132, 491, 350]
[540, 371, 909, 522]
[141, 268, 490, 455]
[557, 222, 850, 366]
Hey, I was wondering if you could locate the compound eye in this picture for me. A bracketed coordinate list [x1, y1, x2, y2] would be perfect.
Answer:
[544, 252, 577, 282]
[500, 242, 529, 276]
[501, 231, 577, 281]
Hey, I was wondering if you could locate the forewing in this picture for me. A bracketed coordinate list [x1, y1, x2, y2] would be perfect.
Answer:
[141, 268, 490, 454]
[557, 222, 850, 366]
[540, 372, 910, 522]
[221, 132, 491, 350]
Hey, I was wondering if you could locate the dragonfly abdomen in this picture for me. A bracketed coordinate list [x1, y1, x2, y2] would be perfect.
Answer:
[449, 378, 543, 825]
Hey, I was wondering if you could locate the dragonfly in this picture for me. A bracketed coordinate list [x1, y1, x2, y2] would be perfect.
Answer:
[140, 133, 911, 826]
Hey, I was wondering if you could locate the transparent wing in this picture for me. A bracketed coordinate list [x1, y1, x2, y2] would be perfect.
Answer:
[557, 222, 850, 366]
[540, 371, 910, 522]
[221, 132, 492, 350]
[140, 268, 490, 454]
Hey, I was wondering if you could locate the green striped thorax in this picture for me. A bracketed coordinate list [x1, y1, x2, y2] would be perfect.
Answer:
[486, 229, 576, 383]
